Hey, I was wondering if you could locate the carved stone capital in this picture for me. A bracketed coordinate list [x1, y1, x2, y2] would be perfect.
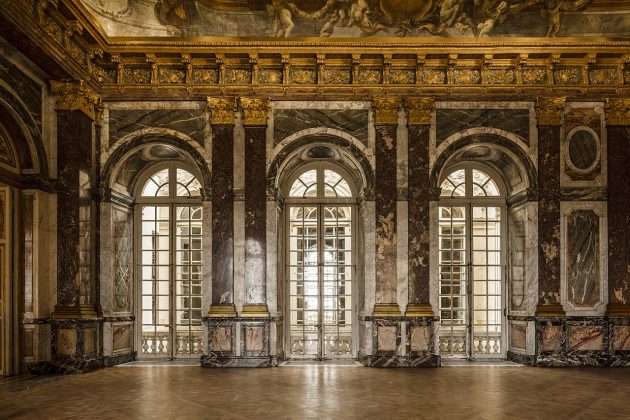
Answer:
[535, 97, 566, 125]
[605, 98, 630, 126]
[405, 97, 435, 126]
[50, 80, 101, 120]
[207, 97, 237, 125]
[372, 98, 401, 126]
[240, 97, 270, 126]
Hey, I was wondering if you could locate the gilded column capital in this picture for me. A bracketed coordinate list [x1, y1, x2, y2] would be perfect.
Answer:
[240, 97, 271, 126]
[50, 80, 101, 121]
[605, 98, 630, 126]
[207, 97, 237, 125]
[372, 98, 401, 126]
[535, 97, 566, 126]
[405, 97, 436, 126]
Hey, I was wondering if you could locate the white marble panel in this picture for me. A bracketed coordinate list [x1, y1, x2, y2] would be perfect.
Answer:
[266, 202, 279, 317]
[397, 201, 408, 314]
[362, 201, 376, 316]
[429, 201, 439, 317]
[99, 202, 113, 316]
[560, 201, 608, 316]
[525, 202, 539, 316]
[233, 201, 245, 314]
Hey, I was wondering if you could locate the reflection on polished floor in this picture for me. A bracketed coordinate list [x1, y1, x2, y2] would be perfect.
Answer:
[1, 366, 630, 419]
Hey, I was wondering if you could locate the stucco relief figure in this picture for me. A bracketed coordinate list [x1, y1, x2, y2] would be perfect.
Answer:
[155, 0, 203, 35]
[542, 0, 591, 36]
[287, 0, 385, 37]
[475, 0, 538, 37]
[421, 0, 471, 35]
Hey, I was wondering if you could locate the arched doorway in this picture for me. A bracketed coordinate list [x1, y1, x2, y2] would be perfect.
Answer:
[134, 162, 204, 359]
[284, 162, 357, 360]
[437, 163, 506, 359]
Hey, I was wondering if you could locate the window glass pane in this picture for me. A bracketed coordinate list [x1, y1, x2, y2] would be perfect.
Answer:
[290, 169, 317, 197]
[142, 169, 169, 197]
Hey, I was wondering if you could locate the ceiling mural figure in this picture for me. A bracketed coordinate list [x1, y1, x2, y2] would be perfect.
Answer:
[81, 0, 630, 38]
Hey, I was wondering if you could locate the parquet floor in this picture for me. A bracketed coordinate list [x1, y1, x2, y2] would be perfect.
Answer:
[1, 365, 630, 419]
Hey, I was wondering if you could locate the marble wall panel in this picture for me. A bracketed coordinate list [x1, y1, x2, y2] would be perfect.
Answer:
[568, 326, 604, 351]
[112, 324, 132, 352]
[56, 329, 77, 357]
[0, 54, 42, 128]
[540, 325, 562, 353]
[273, 109, 368, 146]
[211, 326, 233, 352]
[377, 325, 398, 352]
[612, 326, 630, 351]
[510, 322, 527, 350]
[108, 109, 206, 148]
[83, 328, 95, 354]
[112, 208, 132, 313]
[436, 108, 530, 145]
[409, 325, 430, 352]
[509, 207, 526, 312]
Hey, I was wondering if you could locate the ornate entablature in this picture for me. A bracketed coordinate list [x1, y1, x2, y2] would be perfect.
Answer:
[1, 0, 630, 100]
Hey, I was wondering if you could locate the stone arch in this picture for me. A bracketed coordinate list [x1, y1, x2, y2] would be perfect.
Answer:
[101, 130, 211, 201]
[430, 132, 538, 200]
[268, 133, 374, 201]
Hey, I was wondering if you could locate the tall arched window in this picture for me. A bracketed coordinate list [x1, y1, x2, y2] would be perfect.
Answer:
[135, 163, 203, 359]
[285, 163, 355, 359]
[438, 164, 505, 359]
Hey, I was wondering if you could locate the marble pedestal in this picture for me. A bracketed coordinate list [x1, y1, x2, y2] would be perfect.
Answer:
[49, 318, 103, 373]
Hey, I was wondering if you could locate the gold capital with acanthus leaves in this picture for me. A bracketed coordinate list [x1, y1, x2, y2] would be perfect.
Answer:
[207, 97, 237, 125]
[240, 97, 270, 126]
[372, 98, 401, 126]
[605, 98, 630, 126]
[405, 97, 435, 126]
[535, 97, 566, 126]
[50, 80, 101, 121]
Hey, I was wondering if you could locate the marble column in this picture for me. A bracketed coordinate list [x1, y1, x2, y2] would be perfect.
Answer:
[605, 99, 630, 317]
[405, 98, 435, 317]
[535, 97, 565, 317]
[241, 98, 271, 318]
[50, 80, 102, 370]
[207, 97, 238, 318]
[372, 98, 401, 317]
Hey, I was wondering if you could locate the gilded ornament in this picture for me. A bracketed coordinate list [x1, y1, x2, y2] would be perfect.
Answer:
[193, 68, 219, 84]
[207, 97, 237, 125]
[125, 67, 151, 84]
[50, 80, 101, 120]
[259, 68, 283, 84]
[535, 97, 566, 125]
[390, 69, 415, 85]
[290, 67, 316, 84]
[240, 97, 270, 126]
[624, 69, 630, 85]
[158, 67, 186, 84]
[452, 68, 481, 84]
[605, 98, 630, 126]
[225, 68, 252, 84]
[359, 68, 383, 84]
[483, 68, 515, 85]
[589, 68, 617, 85]
[322, 68, 351, 84]
[522, 67, 547, 85]
[554, 67, 581, 85]
[405, 97, 435, 126]
[417, 68, 446, 85]
[207, 304, 237, 318]
[372, 98, 401, 125]
[241, 304, 270, 318]
[373, 303, 401, 317]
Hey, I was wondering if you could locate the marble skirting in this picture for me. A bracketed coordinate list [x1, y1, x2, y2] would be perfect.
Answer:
[358, 353, 441, 368]
[103, 352, 136, 367]
[200, 355, 274, 368]
[507, 351, 536, 366]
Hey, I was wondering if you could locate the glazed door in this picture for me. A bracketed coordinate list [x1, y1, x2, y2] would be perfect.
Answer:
[287, 204, 354, 359]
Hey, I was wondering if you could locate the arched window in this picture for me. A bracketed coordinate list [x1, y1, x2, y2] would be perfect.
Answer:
[285, 163, 356, 359]
[135, 163, 203, 359]
[438, 164, 505, 359]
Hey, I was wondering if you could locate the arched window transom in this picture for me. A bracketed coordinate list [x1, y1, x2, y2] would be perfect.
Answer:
[440, 167, 501, 198]
[288, 166, 353, 199]
[141, 167, 201, 198]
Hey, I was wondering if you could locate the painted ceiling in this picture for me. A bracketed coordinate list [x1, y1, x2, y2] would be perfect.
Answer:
[81, 0, 630, 38]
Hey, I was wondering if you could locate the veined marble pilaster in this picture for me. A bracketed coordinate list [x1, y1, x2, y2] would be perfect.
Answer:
[535, 97, 565, 316]
[208, 97, 237, 317]
[372, 98, 400, 317]
[605, 99, 630, 316]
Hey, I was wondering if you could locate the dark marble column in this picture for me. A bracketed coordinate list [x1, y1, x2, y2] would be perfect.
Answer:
[241, 98, 271, 318]
[405, 98, 435, 317]
[605, 99, 630, 317]
[535, 97, 565, 317]
[372, 98, 401, 317]
[207, 98, 237, 318]
[49, 81, 102, 371]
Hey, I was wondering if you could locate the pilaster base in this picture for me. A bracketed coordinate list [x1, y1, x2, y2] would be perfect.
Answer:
[358, 352, 441, 368]
[372, 303, 401, 317]
[51, 318, 103, 373]
[200, 355, 273, 368]
[207, 304, 238, 318]
[535, 304, 565, 317]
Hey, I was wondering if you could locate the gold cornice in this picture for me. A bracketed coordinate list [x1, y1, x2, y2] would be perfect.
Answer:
[605, 98, 630, 125]
[50, 80, 101, 120]
[372, 98, 401, 126]
[207, 97, 237, 125]
[535, 97, 567, 125]
[240, 97, 270, 126]
[405, 97, 435, 126]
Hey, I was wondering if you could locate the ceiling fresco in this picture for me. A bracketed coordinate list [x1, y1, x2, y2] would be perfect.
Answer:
[81, 0, 630, 38]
